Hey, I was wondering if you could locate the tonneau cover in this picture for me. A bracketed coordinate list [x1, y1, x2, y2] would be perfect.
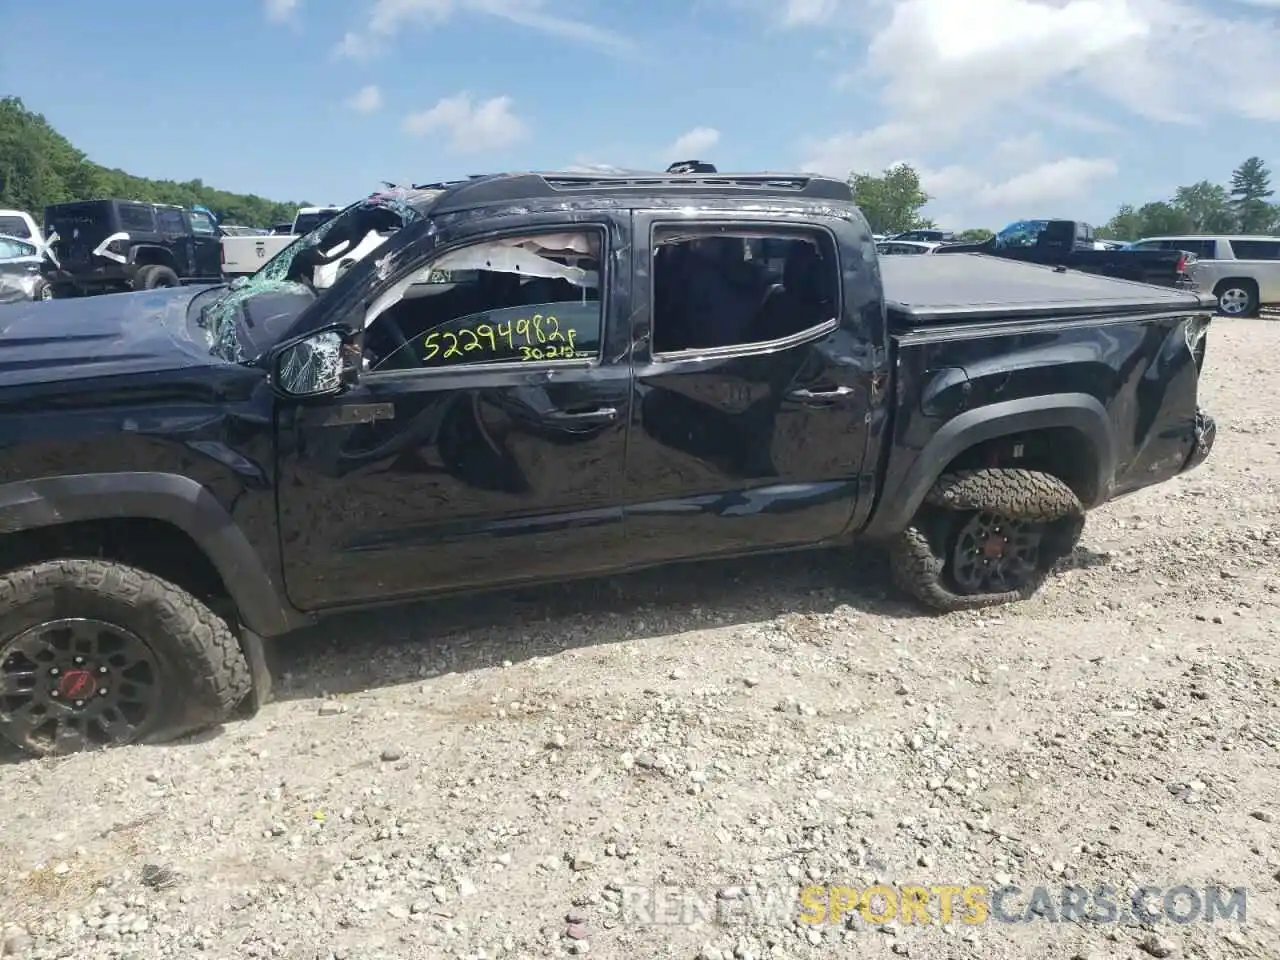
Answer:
[880, 253, 1217, 326]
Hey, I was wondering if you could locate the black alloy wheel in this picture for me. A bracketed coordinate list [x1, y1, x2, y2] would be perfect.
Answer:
[0, 617, 163, 754]
[949, 511, 1044, 594]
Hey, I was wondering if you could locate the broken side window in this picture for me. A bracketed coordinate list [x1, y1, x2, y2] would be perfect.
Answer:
[361, 230, 605, 373]
[650, 228, 839, 354]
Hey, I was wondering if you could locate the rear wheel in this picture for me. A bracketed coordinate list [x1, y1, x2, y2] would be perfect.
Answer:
[0, 560, 251, 756]
[32, 279, 52, 301]
[1214, 279, 1258, 317]
[134, 264, 181, 291]
[889, 468, 1085, 612]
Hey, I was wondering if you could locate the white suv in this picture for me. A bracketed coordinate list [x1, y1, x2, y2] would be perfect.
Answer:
[1127, 235, 1280, 316]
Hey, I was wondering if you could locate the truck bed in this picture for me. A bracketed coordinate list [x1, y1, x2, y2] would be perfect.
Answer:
[882, 253, 1217, 326]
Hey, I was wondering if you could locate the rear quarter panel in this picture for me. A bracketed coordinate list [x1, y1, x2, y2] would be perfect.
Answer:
[1068, 249, 1183, 286]
[880, 310, 1209, 517]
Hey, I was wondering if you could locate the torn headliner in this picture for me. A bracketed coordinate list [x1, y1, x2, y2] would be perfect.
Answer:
[880, 253, 1218, 325]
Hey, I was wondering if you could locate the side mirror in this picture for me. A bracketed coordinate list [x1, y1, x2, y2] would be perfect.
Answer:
[270, 327, 360, 398]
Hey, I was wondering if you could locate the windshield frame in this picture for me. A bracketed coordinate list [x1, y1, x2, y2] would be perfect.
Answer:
[200, 192, 440, 365]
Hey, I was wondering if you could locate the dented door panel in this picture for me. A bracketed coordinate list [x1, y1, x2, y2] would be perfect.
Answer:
[619, 211, 883, 561]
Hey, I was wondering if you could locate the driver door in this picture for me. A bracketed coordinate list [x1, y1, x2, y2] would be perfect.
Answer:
[188, 210, 221, 279]
[274, 215, 634, 611]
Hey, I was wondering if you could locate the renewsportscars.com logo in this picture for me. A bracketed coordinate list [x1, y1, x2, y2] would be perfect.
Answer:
[796, 884, 1247, 926]
[617, 883, 1247, 927]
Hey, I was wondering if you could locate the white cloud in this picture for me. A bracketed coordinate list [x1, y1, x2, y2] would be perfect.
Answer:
[264, 0, 300, 21]
[792, 0, 1280, 225]
[664, 127, 721, 161]
[402, 93, 529, 152]
[991, 133, 1046, 171]
[974, 157, 1118, 209]
[337, 0, 636, 59]
[866, 0, 1148, 123]
[345, 85, 383, 114]
[781, 0, 841, 25]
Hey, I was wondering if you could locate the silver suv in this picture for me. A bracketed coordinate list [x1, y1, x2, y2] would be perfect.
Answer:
[1127, 235, 1280, 316]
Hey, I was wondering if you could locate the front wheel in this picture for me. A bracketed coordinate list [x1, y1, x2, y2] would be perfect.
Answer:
[889, 468, 1085, 612]
[0, 560, 251, 756]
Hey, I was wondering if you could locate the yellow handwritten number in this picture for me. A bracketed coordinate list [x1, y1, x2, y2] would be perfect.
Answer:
[422, 332, 440, 360]
[459, 328, 481, 352]
[442, 331, 462, 358]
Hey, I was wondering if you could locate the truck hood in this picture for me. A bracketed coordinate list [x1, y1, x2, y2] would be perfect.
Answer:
[0, 285, 231, 386]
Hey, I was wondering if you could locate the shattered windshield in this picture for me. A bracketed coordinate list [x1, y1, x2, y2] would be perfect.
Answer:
[198, 187, 433, 363]
[994, 219, 1049, 249]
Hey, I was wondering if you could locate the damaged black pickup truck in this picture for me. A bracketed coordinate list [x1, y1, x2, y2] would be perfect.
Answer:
[0, 171, 1216, 756]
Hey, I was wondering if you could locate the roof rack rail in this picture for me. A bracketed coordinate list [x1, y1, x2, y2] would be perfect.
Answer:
[429, 171, 852, 214]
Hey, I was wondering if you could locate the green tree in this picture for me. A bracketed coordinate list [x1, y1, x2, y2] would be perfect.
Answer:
[1135, 201, 1195, 237]
[1229, 156, 1275, 233]
[849, 163, 932, 234]
[1097, 204, 1145, 241]
[1172, 180, 1237, 232]
[956, 228, 993, 242]
[0, 96, 308, 228]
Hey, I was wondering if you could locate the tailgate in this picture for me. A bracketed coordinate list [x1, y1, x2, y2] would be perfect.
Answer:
[220, 234, 294, 273]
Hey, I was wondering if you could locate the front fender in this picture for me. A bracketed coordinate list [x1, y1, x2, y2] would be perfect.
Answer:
[0, 471, 306, 637]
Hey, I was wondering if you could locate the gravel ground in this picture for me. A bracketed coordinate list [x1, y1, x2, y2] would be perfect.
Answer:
[2, 316, 1279, 960]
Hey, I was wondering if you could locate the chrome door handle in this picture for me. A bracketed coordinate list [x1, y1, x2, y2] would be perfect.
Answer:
[787, 385, 855, 401]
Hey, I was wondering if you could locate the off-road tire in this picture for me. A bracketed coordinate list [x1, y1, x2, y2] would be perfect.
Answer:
[889, 468, 1085, 612]
[134, 264, 181, 291]
[0, 559, 250, 756]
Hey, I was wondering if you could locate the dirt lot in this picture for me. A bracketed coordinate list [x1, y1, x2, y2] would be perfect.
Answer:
[2, 317, 1279, 960]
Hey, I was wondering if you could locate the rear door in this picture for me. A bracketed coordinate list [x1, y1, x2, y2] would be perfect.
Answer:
[620, 213, 871, 563]
[155, 207, 193, 274]
[275, 214, 634, 610]
[1224, 238, 1280, 303]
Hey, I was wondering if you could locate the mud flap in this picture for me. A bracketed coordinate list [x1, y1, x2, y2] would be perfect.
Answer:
[236, 627, 277, 716]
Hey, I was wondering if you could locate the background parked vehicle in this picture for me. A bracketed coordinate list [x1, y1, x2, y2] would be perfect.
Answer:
[1124, 234, 1280, 317]
[937, 218, 1194, 288]
[0, 209, 47, 255]
[876, 239, 939, 255]
[0, 234, 51, 302]
[218, 224, 264, 237]
[220, 205, 343, 276]
[889, 228, 955, 242]
[43, 199, 222, 296]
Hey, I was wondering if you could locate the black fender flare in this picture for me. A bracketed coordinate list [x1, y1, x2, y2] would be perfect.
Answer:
[0, 471, 307, 638]
[128, 244, 179, 272]
[862, 393, 1117, 539]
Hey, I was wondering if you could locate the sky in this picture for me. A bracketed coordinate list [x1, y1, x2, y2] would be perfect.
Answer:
[4, 0, 1280, 230]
